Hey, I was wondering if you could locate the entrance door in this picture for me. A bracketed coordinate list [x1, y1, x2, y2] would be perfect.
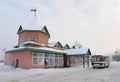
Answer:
[15, 59, 19, 68]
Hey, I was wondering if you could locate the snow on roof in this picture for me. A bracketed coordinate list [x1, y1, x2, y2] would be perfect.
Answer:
[66, 48, 90, 55]
[37, 47, 66, 53]
[48, 41, 59, 47]
[20, 41, 40, 46]
[5, 46, 90, 55]
[22, 25, 44, 31]
[61, 43, 70, 47]
[5, 46, 66, 54]
[21, 18, 44, 31]
[5, 46, 25, 52]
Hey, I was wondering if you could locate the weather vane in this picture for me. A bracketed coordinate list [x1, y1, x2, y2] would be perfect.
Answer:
[30, 8, 37, 17]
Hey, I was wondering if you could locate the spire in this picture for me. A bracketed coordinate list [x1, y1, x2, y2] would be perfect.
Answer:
[30, 8, 37, 17]
[29, 7, 38, 28]
[29, 5, 42, 29]
[17, 25, 23, 34]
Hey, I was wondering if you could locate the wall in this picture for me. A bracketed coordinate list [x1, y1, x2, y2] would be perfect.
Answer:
[18, 31, 48, 47]
[67, 55, 90, 67]
[4, 50, 58, 69]
[4, 50, 32, 69]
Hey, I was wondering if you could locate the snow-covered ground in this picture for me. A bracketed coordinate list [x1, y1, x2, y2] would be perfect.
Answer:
[0, 62, 120, 82]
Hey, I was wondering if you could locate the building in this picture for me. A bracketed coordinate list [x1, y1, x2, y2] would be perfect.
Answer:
[4, 25, 91, 69]
[48, 41, 64, 50]
[4, 25, 66, 69]
[66, 48, 91, 67]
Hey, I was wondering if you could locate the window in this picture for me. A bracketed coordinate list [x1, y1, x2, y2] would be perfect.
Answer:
[45, 54, 55, 66]
[41, 38, 46, 46]
[32, 52, 64, 67]
[20, 37, 24, 44]
[69, 56, 76, 64]
[55, 55, 63, 66]
[78, 56, 83, 64]
[32, 53, 44, 65]
[33, 58, 38, 64]
[29, 36, 35, 42]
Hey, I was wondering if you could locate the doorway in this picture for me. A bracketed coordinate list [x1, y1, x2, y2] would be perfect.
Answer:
[15, 59, 19, 68]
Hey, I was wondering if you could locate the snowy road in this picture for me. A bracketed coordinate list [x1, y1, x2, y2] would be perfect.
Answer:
[0, 62, 120, 82]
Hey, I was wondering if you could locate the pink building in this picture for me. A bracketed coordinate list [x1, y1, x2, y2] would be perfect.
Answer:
[4, 26, 66, 69]
[4, 25, 91, 69]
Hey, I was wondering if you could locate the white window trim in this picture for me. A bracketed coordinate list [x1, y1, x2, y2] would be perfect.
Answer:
[32, 52, 64, 67]
[45, 54, 55, 66]
[32, 52, 45, 65]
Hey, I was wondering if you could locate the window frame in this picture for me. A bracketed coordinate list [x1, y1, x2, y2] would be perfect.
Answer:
[29, 36, 35, 42]
[20, 37, 24, 44]
[41, 38, 46, 46]
[32, 52, 45, 65]
[32, 52, 64, 67]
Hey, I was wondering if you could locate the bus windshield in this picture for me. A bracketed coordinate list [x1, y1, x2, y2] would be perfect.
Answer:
[92, 56, 104, 62]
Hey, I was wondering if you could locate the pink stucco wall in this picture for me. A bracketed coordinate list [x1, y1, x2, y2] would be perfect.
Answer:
[4, 50, 47, 69]
[4, 50, 32, 69]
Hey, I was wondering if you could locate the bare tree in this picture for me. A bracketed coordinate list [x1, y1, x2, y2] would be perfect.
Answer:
[73, 41, 82, 48]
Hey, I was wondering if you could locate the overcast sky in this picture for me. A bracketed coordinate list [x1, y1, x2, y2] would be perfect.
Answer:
[1, 0, 120, 55]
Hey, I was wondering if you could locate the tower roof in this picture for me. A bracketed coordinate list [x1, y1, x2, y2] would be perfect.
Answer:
[48, 41, 63, 48]
[17, 25, 50, 38]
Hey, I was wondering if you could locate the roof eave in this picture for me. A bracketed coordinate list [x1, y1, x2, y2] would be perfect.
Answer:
[17, 30, 50, 38]
[5, 47, 66, 55]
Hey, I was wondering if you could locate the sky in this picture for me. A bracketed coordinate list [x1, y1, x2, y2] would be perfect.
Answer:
[1, 0, 120, 55]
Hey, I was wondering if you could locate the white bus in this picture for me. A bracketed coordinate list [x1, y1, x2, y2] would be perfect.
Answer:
[91, 55, 110, 68]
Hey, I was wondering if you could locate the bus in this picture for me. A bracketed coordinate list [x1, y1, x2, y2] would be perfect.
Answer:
[91, 55, 110, 68]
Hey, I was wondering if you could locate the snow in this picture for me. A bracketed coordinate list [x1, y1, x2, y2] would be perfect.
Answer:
[5, 46, 66, 54]
[5, 46, 25, 52]
[21, 18, 44, 31]
[0, 61, 120, 82]
[39, 47, 66, 53]
[66, 48, 89, 55]
[20, 41, 40, 46]
[48, 41, 58, 47]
